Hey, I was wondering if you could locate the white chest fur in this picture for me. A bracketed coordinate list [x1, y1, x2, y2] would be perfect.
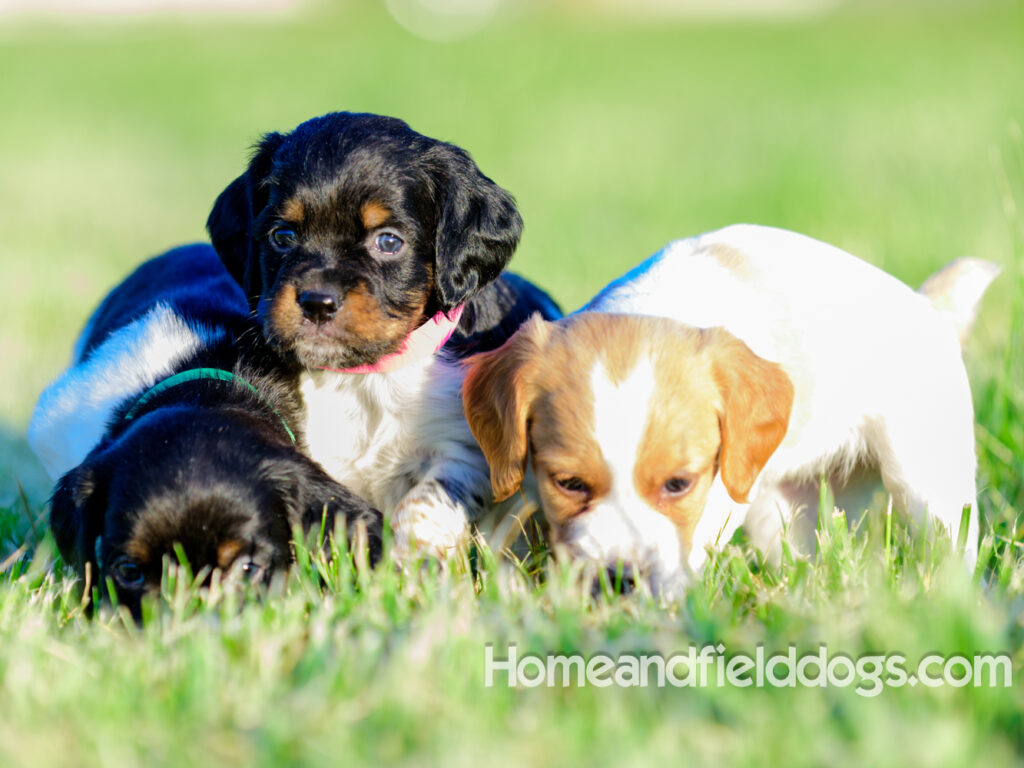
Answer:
[298, 356, 487, 517]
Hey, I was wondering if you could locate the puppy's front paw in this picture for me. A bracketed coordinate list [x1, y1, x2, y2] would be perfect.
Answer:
[390, 483, 470, 561]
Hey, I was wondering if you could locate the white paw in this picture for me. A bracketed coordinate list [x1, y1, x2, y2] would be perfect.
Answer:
[390, 486, 470, 561]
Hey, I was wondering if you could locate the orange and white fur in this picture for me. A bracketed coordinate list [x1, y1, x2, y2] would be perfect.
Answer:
[463, 224, 998, 592]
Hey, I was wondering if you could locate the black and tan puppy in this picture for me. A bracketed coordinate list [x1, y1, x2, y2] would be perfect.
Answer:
[207, 112, 560, 558]
[29, 244, 382, 620]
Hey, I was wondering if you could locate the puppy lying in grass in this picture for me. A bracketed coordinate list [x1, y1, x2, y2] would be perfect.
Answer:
[205, 111, 560, 559]
[463, 224, 998, 593]
[28, 245, 383, 620]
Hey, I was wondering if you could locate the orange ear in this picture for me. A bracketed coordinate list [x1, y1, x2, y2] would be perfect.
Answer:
[462, 315, 551, 502]
[709, 330, 794, 503]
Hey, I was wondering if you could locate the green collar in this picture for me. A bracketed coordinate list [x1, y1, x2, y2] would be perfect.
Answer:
[122, 368, 297, 445]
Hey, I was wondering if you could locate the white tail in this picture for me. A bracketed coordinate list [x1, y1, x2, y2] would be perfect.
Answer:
[918, 258, 1000, 345]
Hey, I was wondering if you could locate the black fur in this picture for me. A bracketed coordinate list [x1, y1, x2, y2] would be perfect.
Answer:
[444, 272, 563, 359]
[206, 111, 557, 370]
[50, 244, 382, 621]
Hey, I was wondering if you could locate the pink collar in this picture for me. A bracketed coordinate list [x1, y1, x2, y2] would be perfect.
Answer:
[317, 305, 464, 374]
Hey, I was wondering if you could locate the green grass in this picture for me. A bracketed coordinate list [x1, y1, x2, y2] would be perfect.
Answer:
[1, 2, 1023, 766]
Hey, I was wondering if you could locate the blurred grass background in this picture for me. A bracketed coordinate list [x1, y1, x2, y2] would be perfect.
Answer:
[0, 2, 1022, 766]
[2, 0, 1023, 508]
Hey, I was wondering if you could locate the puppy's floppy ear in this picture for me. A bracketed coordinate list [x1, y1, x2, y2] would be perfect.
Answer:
[429, 144, 523, 311]
[50, 462, 104, 579]
[708, 329, 794, 503]
[206, 132, 285, 302]
[462, 314, 550, 501]
[279, 457, 384, 567]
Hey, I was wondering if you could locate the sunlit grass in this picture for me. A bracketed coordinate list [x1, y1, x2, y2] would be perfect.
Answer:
[1, 2, 1023, 766]
[1, 500, 1022, 768]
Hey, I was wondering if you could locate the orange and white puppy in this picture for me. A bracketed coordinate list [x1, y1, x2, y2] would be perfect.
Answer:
[463, 224, 998, 592]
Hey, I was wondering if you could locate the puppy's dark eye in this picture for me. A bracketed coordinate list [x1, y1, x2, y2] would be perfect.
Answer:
[240, 561, 264, 582]
[554, 476, 590, 496]
[373, 232, 404, 255]
[663, 477, 693, 496]
[269, 227, 298, 252]
[113, 559, 145, 588]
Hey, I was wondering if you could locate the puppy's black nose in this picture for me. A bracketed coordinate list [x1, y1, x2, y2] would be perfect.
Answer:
[593, 566, 636, 596]
[608, 566, 636, 593]
[298, 290, 339, 324]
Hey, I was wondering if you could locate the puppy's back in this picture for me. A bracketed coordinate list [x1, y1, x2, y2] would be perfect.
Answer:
[582, 224, 973, 476]
[29, 244, 248, 481]
[74, 243, 247, 362]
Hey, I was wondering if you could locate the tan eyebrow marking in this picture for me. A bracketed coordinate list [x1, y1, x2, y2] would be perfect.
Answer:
[125, 539, 151, 565]
[280, 197, 304, 224]
[361, 201, 391, 230]
[217, 539, 245, 570]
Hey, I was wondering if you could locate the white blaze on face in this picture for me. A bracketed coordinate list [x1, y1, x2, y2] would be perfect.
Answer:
[590, 357, 655, 511]
[560, 356, 685, 592]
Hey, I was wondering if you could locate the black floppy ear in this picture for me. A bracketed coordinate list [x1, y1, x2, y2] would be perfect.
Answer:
[206, 132, 285, 303]
[430, 145, 523, 312]
[50, 462, 104, 580]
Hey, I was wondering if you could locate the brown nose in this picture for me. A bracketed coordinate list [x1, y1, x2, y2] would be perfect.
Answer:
[297, 290, 339, 324]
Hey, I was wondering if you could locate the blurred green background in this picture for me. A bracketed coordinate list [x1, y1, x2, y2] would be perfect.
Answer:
[2, 1, 1023, 513]
[1, 4, 1023, 767]
[0, 2, 1020, 496]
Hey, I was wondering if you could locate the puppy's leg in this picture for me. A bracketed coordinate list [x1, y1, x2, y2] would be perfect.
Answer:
[743, 479, 819, 565]
[688, 480, 748, 572]
[390, 480, 468, 560]
[389, 360, 497, 560]
[868, 400, 979, 571]
[390, 461, 490, 560]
